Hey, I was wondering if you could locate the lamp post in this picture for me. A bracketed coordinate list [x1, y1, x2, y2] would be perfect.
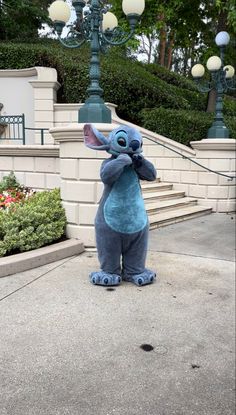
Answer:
[191, 31, 235, 139]
[48, 0, 145, 123]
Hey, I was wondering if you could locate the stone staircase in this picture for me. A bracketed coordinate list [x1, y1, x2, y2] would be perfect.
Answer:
[142, 179, 212, 229]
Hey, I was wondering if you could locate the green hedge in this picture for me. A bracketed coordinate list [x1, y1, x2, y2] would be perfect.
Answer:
[0, 41, 235, 139]
[223, 96, 236, 116]
[0, 42, 210, 118]
[140, 107, 236, 146]
[144, 63, 198, 91]
[0, 188, 67, 257]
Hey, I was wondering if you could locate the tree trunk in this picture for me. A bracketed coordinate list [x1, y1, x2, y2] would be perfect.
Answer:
[217, 9, 228, 31]
[206, 89, 217, 112]
[158, 12, 166, 66]
[147, 34, 152, 64]
[182, 48, 189, 75]
[166, 31, 174, 70]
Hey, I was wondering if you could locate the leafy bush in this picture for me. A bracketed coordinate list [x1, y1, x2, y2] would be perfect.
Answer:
[223, 96, 236, 116]
[0, 171, 21, 193]
[144, 63, 198, 91]
[0, 41, 235, 141]
[0, 42, 206, 121]
[0, 188, 67, 257]
[140, 107, 236, 146]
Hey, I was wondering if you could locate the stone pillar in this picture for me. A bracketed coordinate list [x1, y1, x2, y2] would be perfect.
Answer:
[30, 67, 60, 145]
[190, 139, 236, 212]
[50, 122, 117, 247]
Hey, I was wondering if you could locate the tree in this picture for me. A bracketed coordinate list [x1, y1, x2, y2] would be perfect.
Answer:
[0, 0, 51, 41]
[110, 0, 236, 75]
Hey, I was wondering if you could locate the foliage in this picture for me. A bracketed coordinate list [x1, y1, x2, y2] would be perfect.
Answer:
[0, 0, 51, 41]
[0, 41, 235, 144]
[144, 63, 198, 91]
[0, 172, 34, 209]
[140, 107, 236, 145]
[0, 171, 21, 193]
[0, 188, 33, 209]
[223, 97, 236, 116]
[110, 0, 236, 74]
[0, 188, 67, 257]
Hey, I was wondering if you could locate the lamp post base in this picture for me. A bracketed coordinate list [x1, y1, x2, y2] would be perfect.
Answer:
[78, 102, 112, 123]
[207, 123, 230, 139]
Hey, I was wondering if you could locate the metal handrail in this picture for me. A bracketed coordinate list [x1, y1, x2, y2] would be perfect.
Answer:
[143, 135, 236, 181]
[0, 114, 49, 145]
[24, 127, 49, 145]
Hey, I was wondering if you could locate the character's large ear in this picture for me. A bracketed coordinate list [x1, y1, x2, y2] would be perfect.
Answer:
[84, 124, 110, 151]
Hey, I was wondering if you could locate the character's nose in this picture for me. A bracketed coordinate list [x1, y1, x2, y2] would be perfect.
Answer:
[130, 140, 140, 151]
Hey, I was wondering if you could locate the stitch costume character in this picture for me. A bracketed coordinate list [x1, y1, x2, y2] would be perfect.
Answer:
[84, 124, 157, 287]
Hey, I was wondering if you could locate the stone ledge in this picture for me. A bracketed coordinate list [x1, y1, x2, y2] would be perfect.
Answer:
[191, 139, 236, 151]
[0, 239, 85, 278]
[0, 145, 59, 157]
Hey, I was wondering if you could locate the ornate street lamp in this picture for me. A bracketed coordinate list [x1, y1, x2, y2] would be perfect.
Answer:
[191, 31, 235, 138]
[49, 0, 145, 123]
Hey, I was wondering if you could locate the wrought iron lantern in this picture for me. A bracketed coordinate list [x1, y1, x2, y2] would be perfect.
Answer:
[191, 31, 235, 138]
[49, 0, 145, 123]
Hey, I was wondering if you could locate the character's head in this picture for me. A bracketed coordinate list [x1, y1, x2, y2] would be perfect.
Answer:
[84, 124, 143, 156]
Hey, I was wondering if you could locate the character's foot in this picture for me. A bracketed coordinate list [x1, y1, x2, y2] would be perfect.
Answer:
[90, 271, 121, 286]
[123, 269, 156, 286]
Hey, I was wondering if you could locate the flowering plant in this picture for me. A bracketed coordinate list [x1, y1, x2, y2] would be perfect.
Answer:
[0, 188, 66, 257]
[0, 172, 35, 210]
[0, 188, 34, 210]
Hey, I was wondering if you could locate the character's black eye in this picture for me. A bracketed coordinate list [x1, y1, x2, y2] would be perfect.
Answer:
[117, 137, 126, 147]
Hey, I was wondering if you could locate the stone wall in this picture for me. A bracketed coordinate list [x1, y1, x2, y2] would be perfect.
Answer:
[0, 146, 60, 190]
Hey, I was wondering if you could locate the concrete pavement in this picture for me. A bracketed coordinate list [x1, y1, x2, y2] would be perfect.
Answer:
[0, 213, 235, 415]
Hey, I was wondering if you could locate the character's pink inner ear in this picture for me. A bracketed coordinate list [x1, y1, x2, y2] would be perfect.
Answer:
[84, 124, 105, 147]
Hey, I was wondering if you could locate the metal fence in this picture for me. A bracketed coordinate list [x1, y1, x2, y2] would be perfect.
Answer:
[0, 114, 48, 145]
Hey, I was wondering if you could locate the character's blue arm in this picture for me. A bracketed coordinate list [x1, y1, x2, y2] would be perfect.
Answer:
[100, 154, 132, 185]
[133, 156, 157, 181]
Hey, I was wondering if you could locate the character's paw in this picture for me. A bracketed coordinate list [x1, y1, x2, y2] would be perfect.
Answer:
[89, 271, 121, 286]
[117, 153, 133, 165]
[123, 269, 156, 286]
[131, 154, 143, 168]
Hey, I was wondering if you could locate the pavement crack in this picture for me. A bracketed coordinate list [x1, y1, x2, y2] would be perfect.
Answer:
[0, 256, 76, 303]
[149, 249, 235, 263]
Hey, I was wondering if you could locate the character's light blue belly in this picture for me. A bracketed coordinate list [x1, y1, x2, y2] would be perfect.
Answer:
[104, 167, 147, 234]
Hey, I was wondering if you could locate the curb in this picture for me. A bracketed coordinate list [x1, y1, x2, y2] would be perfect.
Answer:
[0, 239, 85, 278]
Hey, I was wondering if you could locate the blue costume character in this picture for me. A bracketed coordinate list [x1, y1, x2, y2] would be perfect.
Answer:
[84, 123, 157, 287]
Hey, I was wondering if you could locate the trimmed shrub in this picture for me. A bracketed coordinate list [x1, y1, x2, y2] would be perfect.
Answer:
[0, 188, 67, 257]
[0, 41, 234, 140]
[140, 107, 236, 146]
[224, 96, 236, 116]
[101, 57, 193, 123]
[144, 63, 198, 91]
[0, 42, 205, 120]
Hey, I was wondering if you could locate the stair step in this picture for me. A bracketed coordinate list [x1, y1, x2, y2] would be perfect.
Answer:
[142, 177, 161, 184]
[142, 182, 172, 192]
[146, 197, 197, 214]
[143, 190, 186, 201]
[149, 206, 212, 229]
